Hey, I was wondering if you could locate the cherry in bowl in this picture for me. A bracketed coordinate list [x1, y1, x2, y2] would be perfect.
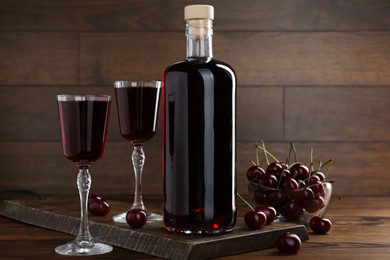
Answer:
[249, 181, 332, 223]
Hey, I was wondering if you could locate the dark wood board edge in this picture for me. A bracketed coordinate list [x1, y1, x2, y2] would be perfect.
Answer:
[187, 226, 309, 259]
[0, 199, 309, 259]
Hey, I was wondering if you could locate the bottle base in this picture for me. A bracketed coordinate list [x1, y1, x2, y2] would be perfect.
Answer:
[165, 226, 234, 235]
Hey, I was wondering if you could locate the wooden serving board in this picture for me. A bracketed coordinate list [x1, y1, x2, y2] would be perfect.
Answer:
[0, 196, 309, 259]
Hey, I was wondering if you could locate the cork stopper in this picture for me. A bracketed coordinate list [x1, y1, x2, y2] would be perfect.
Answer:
[184, 5, 214, 20]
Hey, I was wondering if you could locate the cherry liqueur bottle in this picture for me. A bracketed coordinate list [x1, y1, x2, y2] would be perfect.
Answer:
[162, 4, 237, 235]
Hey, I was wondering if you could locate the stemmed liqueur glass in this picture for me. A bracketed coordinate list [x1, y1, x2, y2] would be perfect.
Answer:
[112, 81, 162, 223]
[56, 95, 112, 256]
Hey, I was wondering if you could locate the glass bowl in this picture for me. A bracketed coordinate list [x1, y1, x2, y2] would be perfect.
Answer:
[248, 181, 332, 224]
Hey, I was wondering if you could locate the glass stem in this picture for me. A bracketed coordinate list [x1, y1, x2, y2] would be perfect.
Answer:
[76, 165, 93, 245]
[132, 145, 145, 210]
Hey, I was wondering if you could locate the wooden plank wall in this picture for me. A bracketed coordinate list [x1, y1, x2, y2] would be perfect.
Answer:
[0, 0, 389, 197]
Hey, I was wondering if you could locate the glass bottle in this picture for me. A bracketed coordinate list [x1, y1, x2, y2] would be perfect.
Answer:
[162, 4, 237, 235]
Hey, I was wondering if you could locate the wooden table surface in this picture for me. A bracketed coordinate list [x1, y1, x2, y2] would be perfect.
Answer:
[1, 195, 390, 259]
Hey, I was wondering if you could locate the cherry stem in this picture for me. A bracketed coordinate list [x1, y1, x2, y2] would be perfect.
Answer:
[310, 147, 315, 173]
[319, 158, 332, 171]
[261, 141, 270, 165]
[287, 161, 302, 173]
[326, 159, 333, 178]
[250, 160, 257, 166]
[287, 143, 293, 165]
[322, 196, 342, 217]
[318, 158, 333, 179]
[256, 143, 278, 164]
[287, 161, 301, 179]
[290, 143, 298, 162]
[317, 160, 323, 172]
[236, 193, 254, 211]
[302, 175, 312, 184]
[276, 161, 288, 189]
[309, 165, 315, 179]
[255, 144, 259, 166]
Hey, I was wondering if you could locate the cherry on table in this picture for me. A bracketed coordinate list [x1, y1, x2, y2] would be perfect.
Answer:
[88, 195, 110, 216]
[244, 210, 267, 230]
[88, 194, 103, 205]
[126, 208, 147, 228]
[255, 205, 276, 225]
[276, 232, 301, 254]
[310, 215, 332, 234]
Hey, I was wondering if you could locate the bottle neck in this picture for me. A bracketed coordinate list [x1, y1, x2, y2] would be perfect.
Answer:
[186, 19, 213, 60]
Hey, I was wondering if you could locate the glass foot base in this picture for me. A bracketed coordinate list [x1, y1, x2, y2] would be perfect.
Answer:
[55, 240, 113, 256]
[147, 212, 163, 223]
[113, 211, 163, 224]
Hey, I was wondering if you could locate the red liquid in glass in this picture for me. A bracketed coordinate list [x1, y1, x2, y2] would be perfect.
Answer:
[163, 59, 237, 234]
[114, 86, 160, 144]
[58, 100, 110, 163]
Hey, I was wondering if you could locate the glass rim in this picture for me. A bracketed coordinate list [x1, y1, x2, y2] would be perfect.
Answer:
[57, 94, 111, 101]
[114, 80, 162, 88]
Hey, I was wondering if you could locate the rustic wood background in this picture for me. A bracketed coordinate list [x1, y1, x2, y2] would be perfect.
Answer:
[0, 0, 389, 197]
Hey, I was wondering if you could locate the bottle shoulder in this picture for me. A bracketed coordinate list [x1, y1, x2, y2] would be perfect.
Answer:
[165, 58, 236, 75]
[211, 58, 236, 76]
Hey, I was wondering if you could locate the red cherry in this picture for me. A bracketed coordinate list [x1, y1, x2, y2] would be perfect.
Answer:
[279, 162, 289, 169]
[266, 162, 283, 175]
[253, 189, 268, 205]
[281, 177, 299, 191]
[276, 232, 301, 254]
[258, 174, 278, 188]
[310, 215, 332, 234]
[308, 175, 321, 185]
[267, 189, 288, 207]
[290, 163, 310, 181]
[126, 209, 147, 228]
[290, 187, 315, 204]
[88, 198, 110, 216]
[280, 168, 291, 179]
[255, 205, 276, 225]
[246, 166, 266, 182]
[244, 211, 267, 230]
[304, 194, 325, 213]
[88, 194, 102, 205]
[315, 171, 326, 181]
[267, 162, 291, 181]
[280, 201, 303, 220]
[252, 189, 267, 204]
[310, 182, 326, 197]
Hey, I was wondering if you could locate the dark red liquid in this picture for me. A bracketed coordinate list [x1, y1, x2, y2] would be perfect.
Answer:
[163, 58, 237, 234]
[114, 86, 160, 144]
[58, 100, 111, 164]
